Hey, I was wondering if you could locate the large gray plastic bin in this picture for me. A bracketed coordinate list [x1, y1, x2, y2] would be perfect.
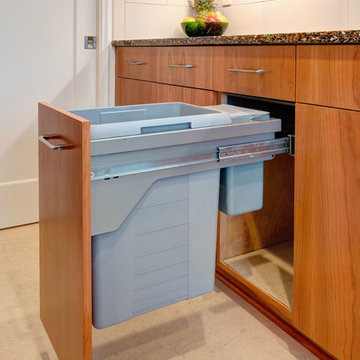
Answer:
[91, 170, 219, 328]
[71, 103, 229, 329]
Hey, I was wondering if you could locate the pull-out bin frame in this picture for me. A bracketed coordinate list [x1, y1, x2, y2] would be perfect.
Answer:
[38, 102, 290, 358]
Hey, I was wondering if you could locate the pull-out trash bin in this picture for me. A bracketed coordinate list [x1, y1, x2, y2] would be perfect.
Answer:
[71, 102, 285, 329]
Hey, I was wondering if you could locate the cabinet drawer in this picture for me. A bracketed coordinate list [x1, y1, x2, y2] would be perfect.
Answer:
[213, 46, 295, 101]
[116, 47, 157, 81]
[157, 46, 213, 89]
[296, 45, 360, 111]
[116, 78, 218, 106]
[156, 82, 217, 106]
[116, 78, 157, 106]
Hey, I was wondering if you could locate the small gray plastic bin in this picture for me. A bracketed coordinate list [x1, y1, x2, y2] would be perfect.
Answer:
[219, 161, 264, 216]
[210, 105, 270, 216]
[91, 170, 219, 328]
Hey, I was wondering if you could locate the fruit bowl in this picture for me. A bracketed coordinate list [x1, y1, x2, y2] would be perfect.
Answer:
[181, 21, 228, 37]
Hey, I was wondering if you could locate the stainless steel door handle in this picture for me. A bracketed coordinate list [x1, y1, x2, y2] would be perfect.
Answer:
[167, 64, 193, 68]
[124, 61, 144, 65]
[39, 135, 73, 151]
[228, 68, 266, 74]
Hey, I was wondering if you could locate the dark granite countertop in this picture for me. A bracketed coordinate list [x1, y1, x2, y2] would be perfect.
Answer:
[112, 30, 360, 47]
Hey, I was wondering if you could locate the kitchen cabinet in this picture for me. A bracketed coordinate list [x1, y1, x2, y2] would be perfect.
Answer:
[114, 44, 360, 359]
[294, 104, 360, 360]
[296, 45, 360, 111]
[38, 43, 360, 360]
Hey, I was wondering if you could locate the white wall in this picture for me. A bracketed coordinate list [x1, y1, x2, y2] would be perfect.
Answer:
[0, 0, 97, 229]
[114, 0, 360, 39]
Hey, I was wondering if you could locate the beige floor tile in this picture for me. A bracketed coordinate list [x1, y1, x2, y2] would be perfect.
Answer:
[0, 224, 316, 360]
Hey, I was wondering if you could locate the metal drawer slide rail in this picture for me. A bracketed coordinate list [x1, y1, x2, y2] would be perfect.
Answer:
[91, 136, 292, 181]
[218, 137, 291, 163]
[91, 135, 293, 235]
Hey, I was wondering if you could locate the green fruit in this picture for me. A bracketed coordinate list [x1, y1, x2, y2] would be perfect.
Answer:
[186, 22, 199, 36]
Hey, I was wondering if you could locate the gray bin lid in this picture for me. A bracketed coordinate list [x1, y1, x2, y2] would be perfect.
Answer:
[204, 104, 270, 122]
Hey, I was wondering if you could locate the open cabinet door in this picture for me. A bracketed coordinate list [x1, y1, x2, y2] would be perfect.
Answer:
[38, 103, 92, 360]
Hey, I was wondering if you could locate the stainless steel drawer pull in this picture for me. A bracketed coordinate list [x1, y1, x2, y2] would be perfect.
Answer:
[167, 64, 193, 68]
[39, 135, 73, 151]
[124, 61, 143, 65]
[228, 68, 266, 74]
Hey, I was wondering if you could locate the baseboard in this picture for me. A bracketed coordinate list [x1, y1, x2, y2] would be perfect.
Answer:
[0, 178, 39, 229]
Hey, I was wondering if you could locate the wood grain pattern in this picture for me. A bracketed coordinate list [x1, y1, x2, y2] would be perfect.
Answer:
[294, 104, 360, 360]
[157, 46, 213, 89]
[155, 80, 217, 105]
[215, 271, 335, 360]
[213, 46, 296, 101]
[38, 103, 91, 360]
[116, 46, 157, 81]
[116, 77, 217, 106]
[115, 78, 156, 105]
[296, 45, 360, 110]
[219, 154, 294, 260]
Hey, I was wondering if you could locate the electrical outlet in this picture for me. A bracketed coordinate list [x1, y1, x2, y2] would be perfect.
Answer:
[84, 36, 97, 49]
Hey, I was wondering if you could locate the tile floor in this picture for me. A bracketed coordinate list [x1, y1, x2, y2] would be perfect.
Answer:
[0, 224, 317, 360]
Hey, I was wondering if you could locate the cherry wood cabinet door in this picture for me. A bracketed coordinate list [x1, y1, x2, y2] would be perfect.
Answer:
[116, 77, 217, 106]
[38, 103, 92, 360]
[296, 45, 360, 111]
[294, 103, 360, 360]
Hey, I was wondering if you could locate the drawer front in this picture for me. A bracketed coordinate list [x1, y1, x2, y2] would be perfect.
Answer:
[116, 78, 157, 106]
[157, 46, 213, 89]
[296, 45, 360, 110]
[213, 46, 296, 101]
[116, 47, 157, 81]
[156, 82, 217, 106]
[116, 78, 218, 106]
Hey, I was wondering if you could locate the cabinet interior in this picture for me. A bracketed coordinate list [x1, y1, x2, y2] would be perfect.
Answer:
[219, 94, 295, 309]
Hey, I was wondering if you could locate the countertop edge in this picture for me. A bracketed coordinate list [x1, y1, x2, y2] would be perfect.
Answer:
[112, 30, 360, 47]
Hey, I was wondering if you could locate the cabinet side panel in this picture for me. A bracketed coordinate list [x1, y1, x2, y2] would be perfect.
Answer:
[294, 104, 360, 360]
[38, 103, 91, 360]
